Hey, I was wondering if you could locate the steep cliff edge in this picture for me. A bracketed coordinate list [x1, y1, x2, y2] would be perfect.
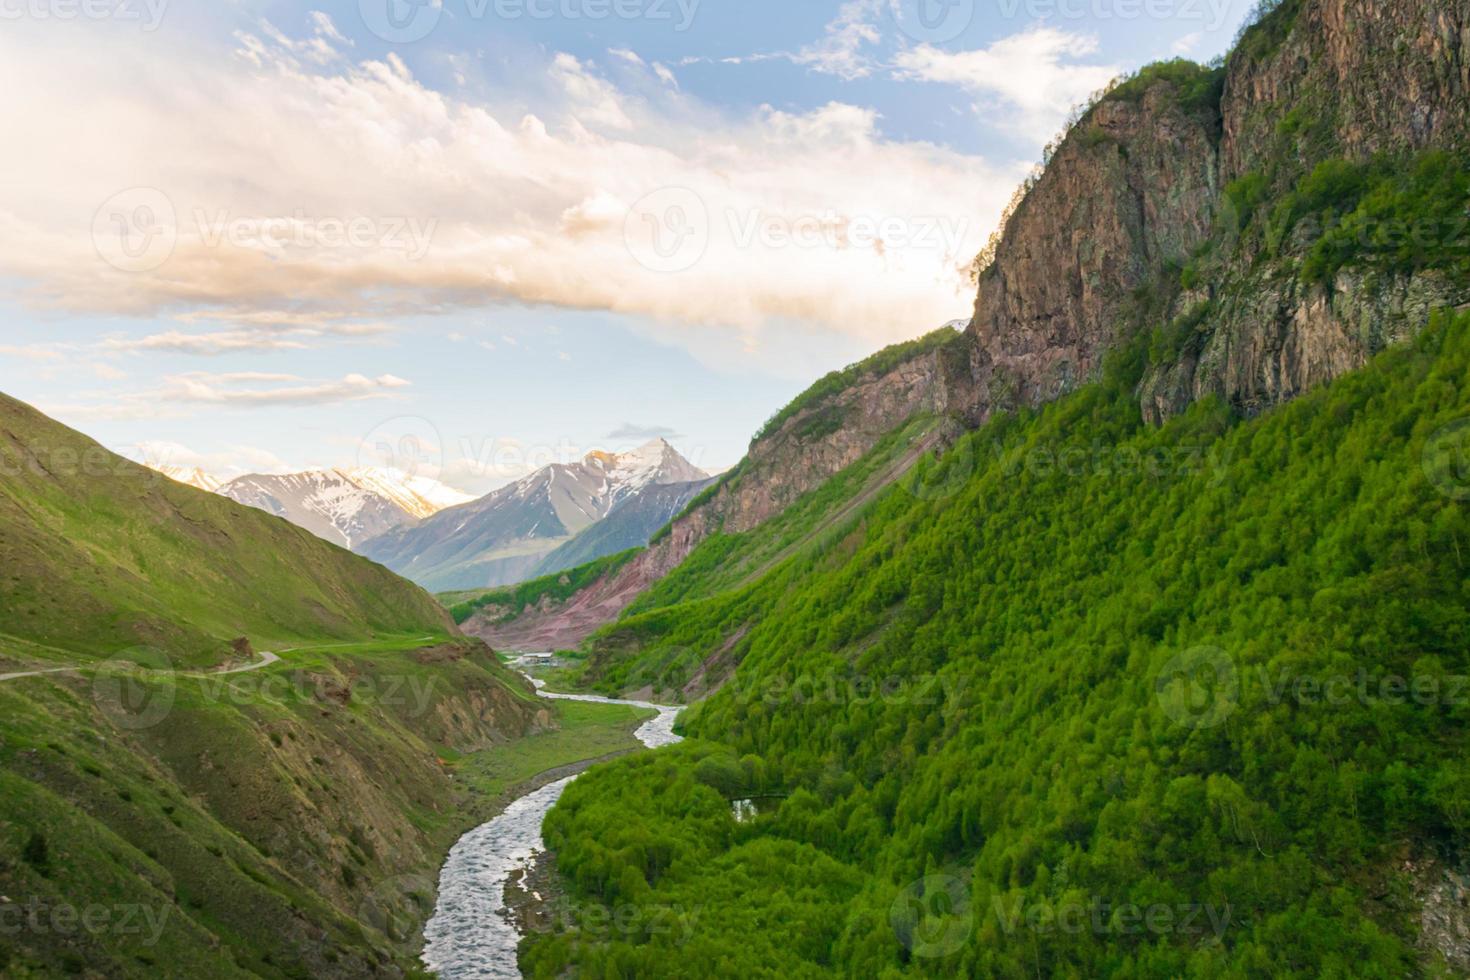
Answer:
[970, 0, 1469, 427]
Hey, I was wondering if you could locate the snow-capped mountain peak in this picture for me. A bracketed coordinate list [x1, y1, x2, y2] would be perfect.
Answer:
[584, 439, 707, 500]
[337, 467, 475, 520]
[213, 467, 475, 549]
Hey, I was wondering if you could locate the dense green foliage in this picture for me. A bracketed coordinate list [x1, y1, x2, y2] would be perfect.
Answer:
[445, 548, 641, 624]
[523, 311, 1470, 977]
[1215, 151, 1470, 293]
[1294, 153, 1470, 284]
[1109, 59, 1224, 118]
[1230, 0, 1304, 66]
[752, 329, 959, 444]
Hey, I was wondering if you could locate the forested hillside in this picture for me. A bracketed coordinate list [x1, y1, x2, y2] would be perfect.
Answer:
[523, 309, 1470, 977]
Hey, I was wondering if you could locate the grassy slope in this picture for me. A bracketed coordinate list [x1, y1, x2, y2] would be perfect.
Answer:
[0, 392, 452, 667]
[0, 396, 567, 976]
[521, 311, 1470, 977]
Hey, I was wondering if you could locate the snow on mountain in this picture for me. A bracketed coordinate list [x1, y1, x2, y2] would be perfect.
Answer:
[340, 467, 475, 520]
[150, 465, 224, 493]
[585, 439, 710, 505]
[217, 468, 474, 549]
[360, 439, 710, 591]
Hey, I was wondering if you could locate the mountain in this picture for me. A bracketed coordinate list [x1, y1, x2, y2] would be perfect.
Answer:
[529, 477, 716, 580]
[0, 391, 544, 977]
[0, 393, 458, 659]
[360, 439, 708, 591]
[216, 467, 473, 549]
[531, 309, 1470, 977]
[151, 464, 224, 493]
[338, 466, 475, 518]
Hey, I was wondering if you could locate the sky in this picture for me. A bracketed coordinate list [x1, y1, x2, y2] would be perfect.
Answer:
[0, 0, 1255, 493]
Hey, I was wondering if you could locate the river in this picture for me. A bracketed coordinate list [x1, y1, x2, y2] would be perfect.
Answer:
[420, 661, 682, 979]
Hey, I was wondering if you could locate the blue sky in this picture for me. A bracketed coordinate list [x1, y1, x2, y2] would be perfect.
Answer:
[0, 0, 1254, 491]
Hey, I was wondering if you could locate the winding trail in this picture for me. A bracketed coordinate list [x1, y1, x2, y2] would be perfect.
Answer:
[421, 658, 682, 980]
[0, 634, 437, 684]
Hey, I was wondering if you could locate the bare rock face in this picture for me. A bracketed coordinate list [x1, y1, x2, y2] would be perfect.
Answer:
[1223, 0, 1470, 179]
[974, 0, 1469, 427]
[1141, 268, 1468, 424]
[969, 86, 1220, 415]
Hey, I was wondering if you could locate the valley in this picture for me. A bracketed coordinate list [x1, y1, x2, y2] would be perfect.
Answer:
[1, 0, 1469, 976]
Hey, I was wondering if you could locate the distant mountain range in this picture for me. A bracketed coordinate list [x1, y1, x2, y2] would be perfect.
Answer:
[143, 440, 709, 588]
[530, 476, 715, 579]
[148, 465, 474, 550]
[360, 439, 709, 591]
[150, 464, 224, 493]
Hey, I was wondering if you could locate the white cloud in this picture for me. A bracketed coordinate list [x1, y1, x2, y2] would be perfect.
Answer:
[0, 21, 1016, 369]
[893, 28, 1120, 143]
[156, 371, 410, 406]
[1172, 32, 1203, 55]
[102, 330, 312, 355]
[793, 0, 886, 80]
[0, 343, 63, 361]
[121, 438, 293, 479]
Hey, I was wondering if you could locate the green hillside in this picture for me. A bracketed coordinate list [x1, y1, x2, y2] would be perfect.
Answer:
[0, 392, 453, 666]
[0, 395, 552, 976]
[521, 309, 1470, 977]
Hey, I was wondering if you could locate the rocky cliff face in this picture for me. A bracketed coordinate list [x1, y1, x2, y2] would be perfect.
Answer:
[1223, 0, 1470, 178]
[968, 84, 1221, 415]
[971, 0, 1470, 426]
